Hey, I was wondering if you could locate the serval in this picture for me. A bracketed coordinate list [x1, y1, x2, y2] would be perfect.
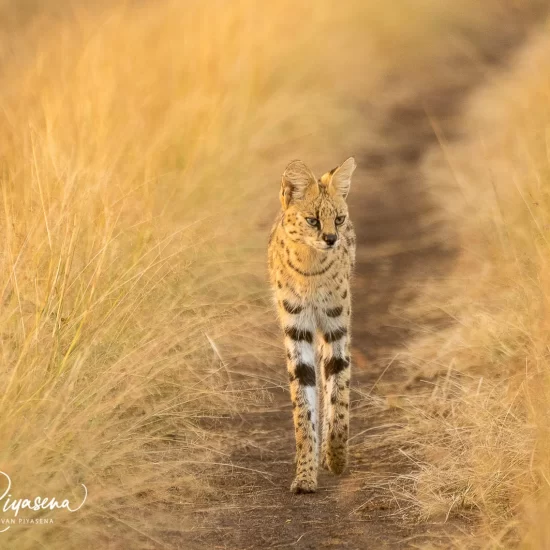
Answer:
[267, 157, 357, 493]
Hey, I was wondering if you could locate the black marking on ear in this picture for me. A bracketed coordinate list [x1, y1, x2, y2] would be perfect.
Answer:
[283, 300, 303, 314]
[325, 306, 343, 317]
[329, 166, 338, 176]
[295, 362, 316, 386]
[324, 356, 350, 377]
[285, 326, 313, 343]
[323, 327, 347, 343]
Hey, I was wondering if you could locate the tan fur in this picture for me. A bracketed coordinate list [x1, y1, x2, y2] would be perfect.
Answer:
[268, 157, 357, 493]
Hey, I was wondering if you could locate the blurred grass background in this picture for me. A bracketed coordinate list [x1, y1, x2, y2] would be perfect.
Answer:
[0, 0, 549, 548]
[386, 21, 550, 549]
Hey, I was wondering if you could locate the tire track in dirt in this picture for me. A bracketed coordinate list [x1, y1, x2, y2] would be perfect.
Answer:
[189, 7, 548, 549]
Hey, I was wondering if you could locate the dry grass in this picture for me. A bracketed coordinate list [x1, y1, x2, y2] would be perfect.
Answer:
[2, 0, 547, 548]
[381, 24, 550, 548]
[0, 1, 374, 547]
[0, 0, 463, 547]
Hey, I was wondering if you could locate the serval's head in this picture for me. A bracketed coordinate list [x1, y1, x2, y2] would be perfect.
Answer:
[279, 157, 356, 251]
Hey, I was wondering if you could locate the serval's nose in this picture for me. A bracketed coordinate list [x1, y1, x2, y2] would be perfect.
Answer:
[323, 233, 337, 246]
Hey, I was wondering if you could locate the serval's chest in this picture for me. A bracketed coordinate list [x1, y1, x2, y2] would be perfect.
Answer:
[269, 222, 355, 303]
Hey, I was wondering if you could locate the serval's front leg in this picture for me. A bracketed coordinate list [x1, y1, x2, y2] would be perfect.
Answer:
[320, 299, 351, 475]
[280, 302, 318, 493]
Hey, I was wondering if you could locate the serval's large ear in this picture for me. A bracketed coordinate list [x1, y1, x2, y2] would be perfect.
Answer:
[327, 157, 356, 199]
[280, 160, 316, 209]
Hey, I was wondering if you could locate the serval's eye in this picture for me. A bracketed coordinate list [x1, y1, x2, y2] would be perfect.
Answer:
[305, 217, 319, 227]
[335, 215, 346, 226]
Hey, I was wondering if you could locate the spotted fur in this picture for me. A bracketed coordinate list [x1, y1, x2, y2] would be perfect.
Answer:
[267, 157, 357, 493]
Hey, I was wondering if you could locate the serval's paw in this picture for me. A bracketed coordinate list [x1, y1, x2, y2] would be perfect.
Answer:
[326, 447, 347, 475]
[290, 474, 317, 494]
[325, 434, 348, 475]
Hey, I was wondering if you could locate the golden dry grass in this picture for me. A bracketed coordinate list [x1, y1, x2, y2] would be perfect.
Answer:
[384, 24, 550, 549]
[1, 0, 547, 548]
[0, 0, 454, 547]
[0, 1, 372, 547]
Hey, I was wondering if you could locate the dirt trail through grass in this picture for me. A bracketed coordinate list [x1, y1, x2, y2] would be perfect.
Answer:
[189, 9, 547, 549]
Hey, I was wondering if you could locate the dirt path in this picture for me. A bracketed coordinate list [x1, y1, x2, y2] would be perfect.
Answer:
[189, 9, 547, 550]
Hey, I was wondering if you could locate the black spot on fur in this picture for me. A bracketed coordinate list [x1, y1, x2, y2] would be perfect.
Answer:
[285, 326, 313, 343]
[295, 362, 316, 386]
[341, 289, 348, 299]
[323, 327, 347, 343]
[325, 306, 343, 317]
[324, 356, 350, 377]
[283, 300, 303, 314]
